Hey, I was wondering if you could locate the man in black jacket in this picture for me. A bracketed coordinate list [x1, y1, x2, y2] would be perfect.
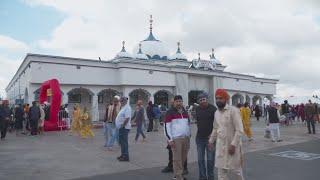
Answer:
[0, 100, 13, 140]
[267, 102, 282, 142]
[29, 101, 41, 135]
[195, 93, 217, 180]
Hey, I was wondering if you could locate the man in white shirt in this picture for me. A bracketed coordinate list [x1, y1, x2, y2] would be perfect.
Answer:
[115, 97, 132, 162]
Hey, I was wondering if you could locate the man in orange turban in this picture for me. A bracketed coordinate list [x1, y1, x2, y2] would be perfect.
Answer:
[215, 89, 230, 109]
[209, 89, 244, 180]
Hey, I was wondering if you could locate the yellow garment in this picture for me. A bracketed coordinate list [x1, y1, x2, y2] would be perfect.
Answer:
[240, 107, 252, 138]
[80, 111, 94, 138]
[71, 106, 81, 135]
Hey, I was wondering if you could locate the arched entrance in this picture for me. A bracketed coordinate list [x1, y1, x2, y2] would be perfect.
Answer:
[231, 93, 244, 106]
[97, 89, 121, 121]
[67, 88, 94, 111]
[129, 89, 151, 107]
[245, 95, 251, 104]
[154, 90, 173, 107]
[253, 95, 262, 106]
[188, 90, 204, 106]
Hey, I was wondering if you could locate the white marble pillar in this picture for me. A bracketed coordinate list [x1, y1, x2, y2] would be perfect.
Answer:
[62, 93, 68, 105]
[91, 94, 99, 122]
[175, 73, 189, 105]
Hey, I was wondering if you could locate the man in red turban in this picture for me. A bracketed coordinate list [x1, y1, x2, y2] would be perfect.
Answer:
[209, 89, 244, 180]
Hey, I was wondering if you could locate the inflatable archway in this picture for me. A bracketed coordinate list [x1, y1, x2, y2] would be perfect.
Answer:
[39, 79, 62, 131]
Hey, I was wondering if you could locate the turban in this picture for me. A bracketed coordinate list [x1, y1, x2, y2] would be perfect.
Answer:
[215, 89, 230, 100]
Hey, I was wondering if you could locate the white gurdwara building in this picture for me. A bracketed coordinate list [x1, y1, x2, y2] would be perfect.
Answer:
[6, 16, 278, 121]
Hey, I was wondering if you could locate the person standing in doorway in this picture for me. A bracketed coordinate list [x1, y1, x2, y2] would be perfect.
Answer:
[115, 97, 132, 162]
[28, 101, 41, 136]
[147, 101, 154, 132]
[254, 105, 261, 121]
[305, 100, 316, 134]
[104, 96, 121, 150]
[195, 93, 216, 180]
[209, 89, 244, 180]
[240, 102, 253, 141]
[164, 95, 191, 180]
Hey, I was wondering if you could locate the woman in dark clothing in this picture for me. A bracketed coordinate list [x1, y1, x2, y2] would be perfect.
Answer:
[14, 105, 24, 135]
[255, 105, 261, 121]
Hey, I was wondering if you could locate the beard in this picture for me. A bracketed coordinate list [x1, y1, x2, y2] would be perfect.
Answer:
[216, 101, 226, 109]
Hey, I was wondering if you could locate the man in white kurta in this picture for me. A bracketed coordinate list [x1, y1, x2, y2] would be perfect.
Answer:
[209, 89, 244, 180]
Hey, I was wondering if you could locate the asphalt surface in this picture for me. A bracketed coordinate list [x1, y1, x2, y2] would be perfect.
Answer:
[73, 139, 320, 180]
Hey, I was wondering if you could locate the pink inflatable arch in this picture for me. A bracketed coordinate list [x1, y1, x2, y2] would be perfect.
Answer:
[39, 79, 62, 131]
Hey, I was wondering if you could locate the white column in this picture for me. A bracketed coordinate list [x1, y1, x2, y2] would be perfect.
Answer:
[228, 91, 234, 105]
[91, 93, 99, 122]
[62, 93, 68, 105]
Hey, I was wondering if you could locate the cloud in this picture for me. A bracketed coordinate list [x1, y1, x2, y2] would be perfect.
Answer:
[0, 55, 23, 98]
[0, 35, 29, 52]
[21, 0, 320, 97]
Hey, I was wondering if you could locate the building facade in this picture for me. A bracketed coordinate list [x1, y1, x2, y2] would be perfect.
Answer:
[5, 16, 278, 121]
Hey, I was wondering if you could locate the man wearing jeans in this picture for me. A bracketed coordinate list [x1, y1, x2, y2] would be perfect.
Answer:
[104, 96, 120, 150]
[195, 93, 216, 180]
[115, 97, 132, 162]
[164, 95, 190, 180]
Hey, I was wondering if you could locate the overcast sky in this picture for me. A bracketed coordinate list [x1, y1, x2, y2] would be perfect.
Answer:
[0, 0, 319, 98]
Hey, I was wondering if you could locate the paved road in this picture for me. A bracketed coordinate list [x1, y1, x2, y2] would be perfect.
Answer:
[74, 139, 320, 180]
[0, 119, 319, 180]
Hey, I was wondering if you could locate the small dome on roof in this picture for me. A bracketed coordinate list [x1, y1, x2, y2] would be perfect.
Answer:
[115, 41, 132, 59]
[170, 42, 187, 61]
[209, 48, 221, 64]
[134, 43, 148, 60]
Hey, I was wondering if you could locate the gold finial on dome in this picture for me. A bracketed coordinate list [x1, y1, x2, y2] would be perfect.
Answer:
[198, 52, 201, 60]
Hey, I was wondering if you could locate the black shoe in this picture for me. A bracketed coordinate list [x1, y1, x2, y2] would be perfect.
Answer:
[118, 157, 129, 162]
[161, 166, 173, 173]
[313, 132, 316, 134]
[117, 155, 124, 160]
[172, 177, 187, 180]
[183, 169, 189, 175]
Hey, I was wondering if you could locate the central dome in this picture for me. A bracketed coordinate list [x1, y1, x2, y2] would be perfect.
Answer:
[132, 15, 170, 60]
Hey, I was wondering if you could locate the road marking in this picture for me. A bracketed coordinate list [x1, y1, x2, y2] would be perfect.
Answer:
[270, 150, 320, 160]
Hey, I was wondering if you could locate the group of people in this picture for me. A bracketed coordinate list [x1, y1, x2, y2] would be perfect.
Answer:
[2, 89, 319, 180]
[0, 100, 48, 140]
[161, 89, 245, 180]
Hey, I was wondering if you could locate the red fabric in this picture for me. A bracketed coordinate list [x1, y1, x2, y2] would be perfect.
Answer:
[165, 113, 189, 123]
[39, 79, 62, 131]
[215, 89, 230, 100]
